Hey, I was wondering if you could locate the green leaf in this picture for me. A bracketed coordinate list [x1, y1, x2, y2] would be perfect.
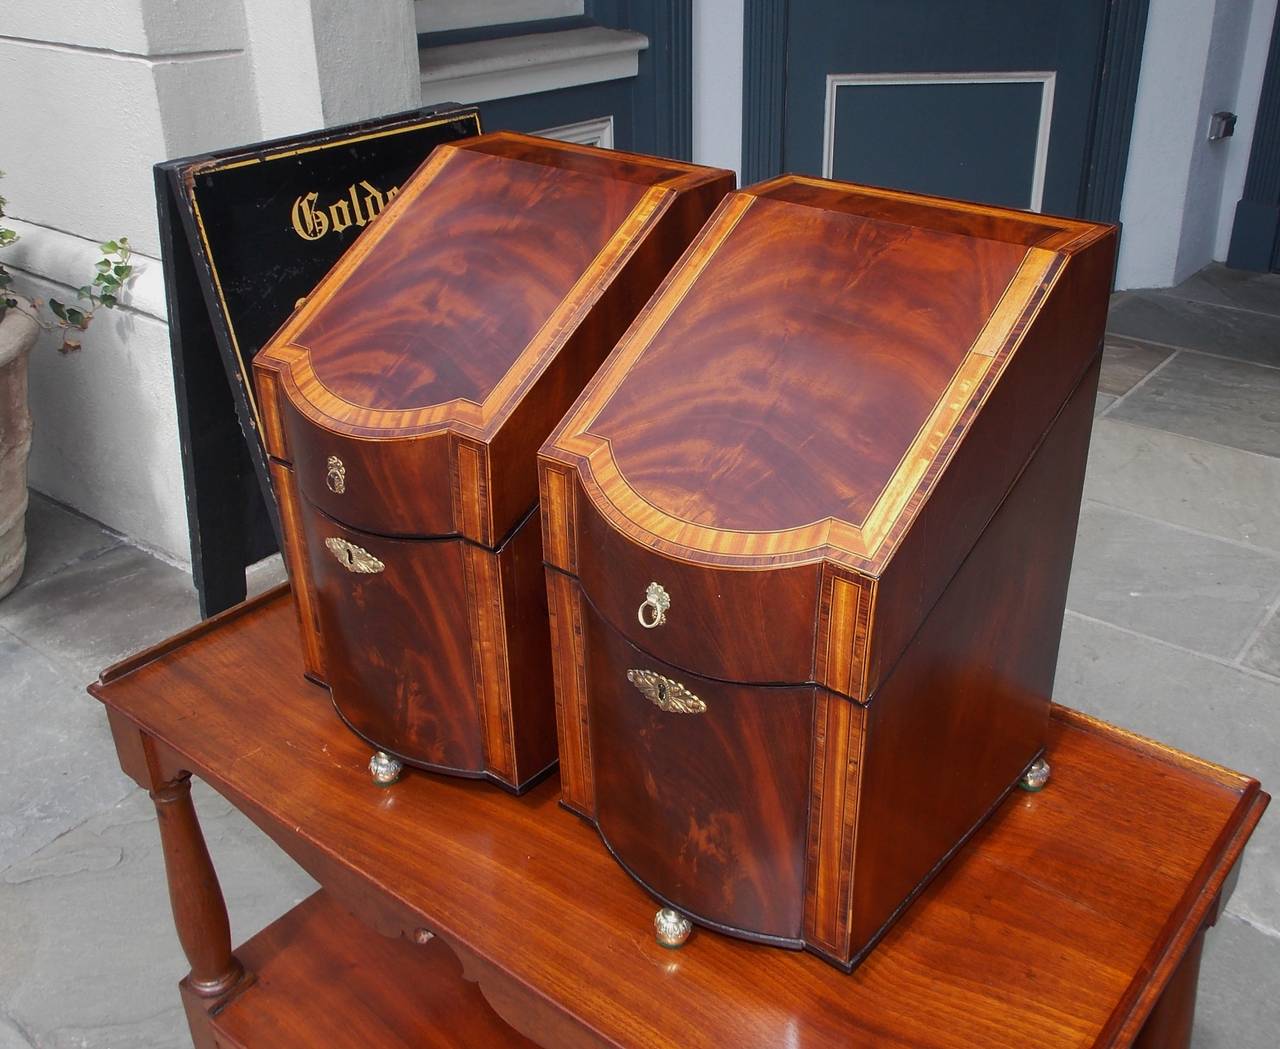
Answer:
[95, 259, 111, 273]
[65, 307, 87, 328]
[112, 263, 130, 278]
[49, 299, 68, 321]
[99, 240, 118, 253]
[78, 285, 94, 299]
[100, 293, 117, 308]
[117, 236, 129, 245]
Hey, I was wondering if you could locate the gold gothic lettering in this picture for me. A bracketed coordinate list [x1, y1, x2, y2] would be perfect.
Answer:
[290, 180, 400, 242]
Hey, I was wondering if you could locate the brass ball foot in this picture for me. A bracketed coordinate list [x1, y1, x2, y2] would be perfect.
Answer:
[654, 907, 692, 949]
[1019, 756, 1051, 793]
[369, 750, 403, 787]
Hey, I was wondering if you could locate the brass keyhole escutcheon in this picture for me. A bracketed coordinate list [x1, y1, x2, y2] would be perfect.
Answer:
[626, 669, 706, 714]
[326, 455, 346, 494]
[324, 537, 384, 575]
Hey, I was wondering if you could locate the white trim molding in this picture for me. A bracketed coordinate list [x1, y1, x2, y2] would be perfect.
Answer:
[822, 70, 1057, 211]
[536, 115, 615, 149]
[420, 26, 647, 106]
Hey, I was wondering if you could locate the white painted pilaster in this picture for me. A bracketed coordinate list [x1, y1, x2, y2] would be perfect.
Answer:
[310, 0, 419, 125]
[1117, 0, 1265, 289]
[243, 0, 326, 138]
[692, 0, 744, 179]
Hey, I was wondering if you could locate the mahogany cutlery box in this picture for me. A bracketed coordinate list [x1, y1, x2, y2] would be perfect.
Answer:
[539, 176, 1117, 967]
[254, 132, 732, 792]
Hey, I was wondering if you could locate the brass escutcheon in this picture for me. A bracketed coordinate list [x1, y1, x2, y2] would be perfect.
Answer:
[626, 669, 706, 714]
[324, 536, 384, 575]
[325, 455, 346, 494]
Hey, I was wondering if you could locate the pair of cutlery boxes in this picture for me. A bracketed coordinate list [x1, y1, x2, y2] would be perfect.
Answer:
[254, 132, 1116, 969]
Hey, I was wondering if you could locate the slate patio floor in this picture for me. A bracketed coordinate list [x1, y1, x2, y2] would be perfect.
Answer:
[1, 262, 1278, 1046]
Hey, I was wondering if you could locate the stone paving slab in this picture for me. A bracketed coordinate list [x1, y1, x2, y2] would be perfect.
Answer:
[1084, 418, 1280, 553]
[1067, 502, 1280, 659]
[1164, 262, 1280, 319]
[1108, 291, 1280, 367]
[0, 544, 198, 681]
[1108, 352, 1280, 459]
[1099, 334, 1174, 396]
[1194, 914, 1280, 1048]
[18, 493, 123, 593]
[1242, 609, 1280, 678]
[0, 629, 134, 870]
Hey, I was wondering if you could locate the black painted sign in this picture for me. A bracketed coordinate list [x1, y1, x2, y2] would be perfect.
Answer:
[155, 104, 482, 616]
[180, 105, 481, 443]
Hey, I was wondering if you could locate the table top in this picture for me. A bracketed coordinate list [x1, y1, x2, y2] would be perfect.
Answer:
[91, 586, 1268, 1049]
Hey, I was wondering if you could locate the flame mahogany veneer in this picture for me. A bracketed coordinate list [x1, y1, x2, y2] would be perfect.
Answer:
[540, 177, 1119, 968]
[254, 133, 733, 791]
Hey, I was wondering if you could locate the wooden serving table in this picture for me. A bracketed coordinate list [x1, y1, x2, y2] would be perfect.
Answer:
[90, 586, 1268, 1048]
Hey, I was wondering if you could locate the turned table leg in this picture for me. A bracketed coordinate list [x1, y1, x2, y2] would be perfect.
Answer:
[151, 774, 244, 998]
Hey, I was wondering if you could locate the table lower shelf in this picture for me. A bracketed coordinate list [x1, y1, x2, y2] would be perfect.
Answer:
[191, 890, 535, 1048]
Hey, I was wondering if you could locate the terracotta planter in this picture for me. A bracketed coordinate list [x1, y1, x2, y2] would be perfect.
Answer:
[0, 298, 39, 599]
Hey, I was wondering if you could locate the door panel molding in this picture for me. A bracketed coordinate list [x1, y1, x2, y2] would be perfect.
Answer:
[744, 0, 1149, 222]
[537, 115, 616, 149]
[821, 71, 1055, 210]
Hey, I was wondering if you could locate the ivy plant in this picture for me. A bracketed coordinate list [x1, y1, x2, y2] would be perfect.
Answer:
[0, 171, 133, 352]
[47, 239, 134, 352]
[0, 174, 16, 312]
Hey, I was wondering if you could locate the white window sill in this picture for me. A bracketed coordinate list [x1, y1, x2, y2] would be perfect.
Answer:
[420, 26, 648, 106]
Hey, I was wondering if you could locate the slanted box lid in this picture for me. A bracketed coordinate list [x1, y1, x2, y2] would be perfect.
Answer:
[256, 132, 731, 546]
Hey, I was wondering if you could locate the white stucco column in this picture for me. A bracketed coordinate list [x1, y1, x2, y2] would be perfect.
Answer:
[247, 0, 419, 134]
[0, 0, 266, 560]
[310, 0, 420, 125]
[243, 0, 326, 138]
